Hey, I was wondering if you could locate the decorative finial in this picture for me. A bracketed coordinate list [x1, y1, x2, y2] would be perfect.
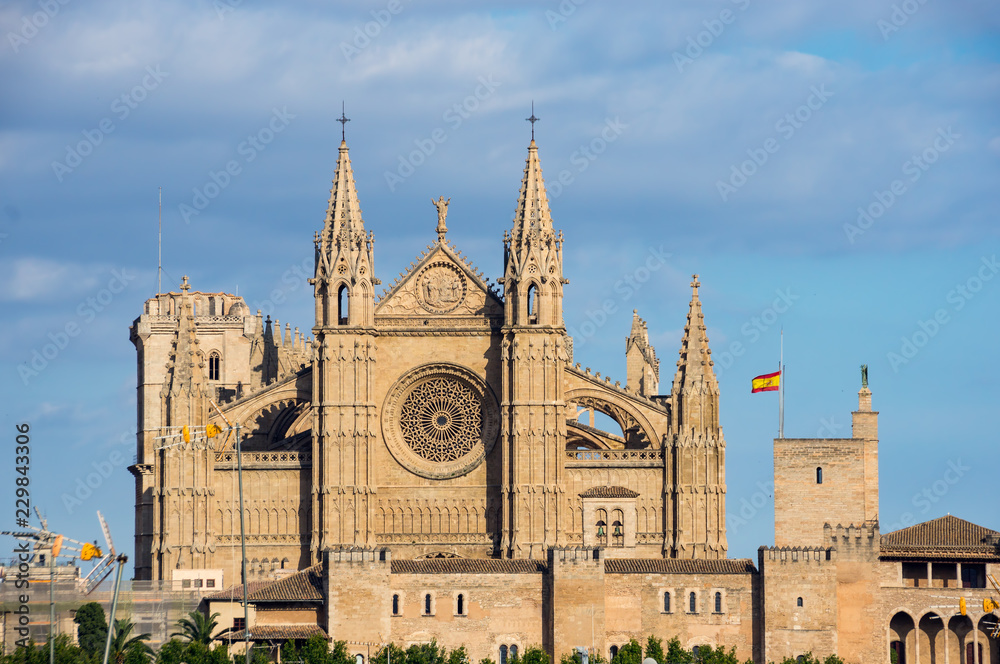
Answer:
[526, 101, 539, 141]
[861, 364, 868, 389]
[337, 101, 350, 141]
[432, 196, 451, 241]
[180, 275, 190, 292]
[691, 274, 700, 290]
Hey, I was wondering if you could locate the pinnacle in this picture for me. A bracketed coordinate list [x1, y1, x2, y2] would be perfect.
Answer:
[322, 139, 365, 242]
[511, 139, 554, 242]
[672, 274, 718, 392]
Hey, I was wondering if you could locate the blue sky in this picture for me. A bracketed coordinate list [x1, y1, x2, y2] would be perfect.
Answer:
[1, 0, 998, 572]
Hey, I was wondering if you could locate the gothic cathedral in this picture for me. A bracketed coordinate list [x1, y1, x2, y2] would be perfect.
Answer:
[129, 135, 728, 582]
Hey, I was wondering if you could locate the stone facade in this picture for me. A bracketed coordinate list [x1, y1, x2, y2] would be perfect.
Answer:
[127, 134, 999, 663]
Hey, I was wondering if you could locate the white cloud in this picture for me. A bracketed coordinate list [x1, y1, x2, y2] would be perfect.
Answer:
[0, 257, 107, 302]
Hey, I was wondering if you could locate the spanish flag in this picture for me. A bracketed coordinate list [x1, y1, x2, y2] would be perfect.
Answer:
[751, 370, 781, 393]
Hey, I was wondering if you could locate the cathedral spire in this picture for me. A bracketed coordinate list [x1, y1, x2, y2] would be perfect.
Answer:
[626, 309, 659, 396]
[671, 275, 720, 433]
[502, 138, 565, 327]
[161, 277, 209, 427]
[321, 139, 365, 244]
[510, 139, 554, 245]
[313, 131, 377, 328]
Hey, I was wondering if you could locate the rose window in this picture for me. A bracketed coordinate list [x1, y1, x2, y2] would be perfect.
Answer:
[399, 378, 481, 462]
[382, 364, 500, 479]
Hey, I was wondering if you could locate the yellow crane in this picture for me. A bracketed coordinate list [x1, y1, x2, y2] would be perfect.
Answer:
[958, 573, 1000, 638]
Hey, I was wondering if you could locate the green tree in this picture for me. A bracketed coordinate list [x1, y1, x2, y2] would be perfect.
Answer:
[374, 642, 408, 664]
[518, 646, 548, 664]
[233, 645, 270, 664]
[692, 645, 739, 664]
[644, 637, 664, 664]
[74, 602, 108, 658]
[611, 640, 642, 664]
[665, 638, 692, 664]
[403, 641, 446, 664]
[107, 619, 153, 664]
[171, 611, 228, 645]
[330, 639, 355, 664]
[447, 646, 470, 664]
[479, 658, 497, 664]
[298, 634, 333, 664]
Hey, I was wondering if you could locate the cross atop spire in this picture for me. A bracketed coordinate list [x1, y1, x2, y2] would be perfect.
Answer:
[691, 274, 701, 291]
[180, 275, 190, 292]
[337, 101, 350, 142]
[526, 101, 539, 141]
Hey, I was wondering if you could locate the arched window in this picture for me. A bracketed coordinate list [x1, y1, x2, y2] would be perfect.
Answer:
[596, 508, 608, 546]
[692, 646, 700, 657]
[663, 591, 671, 613]
[424, 593, 432, 615]
[500, 645, 508, 664]
[392, 594, 400, 615]
[456, 594, 464, 615]
[609, 645, 618, 660]
[796, 597, 803, 607]
[527, 284, 538, 324]
[356, 655, 364, 664]
[510, 645, 518, 661]
[816, 467, 823, 484]
[338, 284, 349, 325]
[208, 352, 221, 381]
[715, 592, 722, 613]
[689, 591, 697, 613]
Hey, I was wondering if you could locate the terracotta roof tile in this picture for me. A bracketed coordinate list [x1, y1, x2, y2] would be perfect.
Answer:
[247, 565, 324, 602]
[225, 624, 326, 641]
[580, 486, 640, 499]
[881, 515, 1000, 561]
[605, 558, 756, 575]
[391, 559, 546, 574]
[204, 581, 273, 602]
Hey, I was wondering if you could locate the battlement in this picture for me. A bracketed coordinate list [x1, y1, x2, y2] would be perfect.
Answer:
[759, 546, 837, 564]
[324, 547, 391, 565]
[548, 546, 604, 566]
[824, 521, 880, 545]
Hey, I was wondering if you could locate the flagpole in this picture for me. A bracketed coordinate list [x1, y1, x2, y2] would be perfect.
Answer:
[778, 329, 784, 439]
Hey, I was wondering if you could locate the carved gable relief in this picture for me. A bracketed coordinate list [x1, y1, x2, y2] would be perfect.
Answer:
[417, 262, 467, 314]
[376, 247, 502, 320]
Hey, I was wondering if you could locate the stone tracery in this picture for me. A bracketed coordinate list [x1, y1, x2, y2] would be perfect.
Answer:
[399, 376, 482, 462]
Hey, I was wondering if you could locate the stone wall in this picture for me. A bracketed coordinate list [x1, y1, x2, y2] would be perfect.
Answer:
[773, 438, 867, 547]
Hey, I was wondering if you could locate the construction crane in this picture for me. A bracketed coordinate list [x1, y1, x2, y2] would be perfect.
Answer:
[1, 507, 115, 591]
[2, 508, 118, 664]
[958, 573, 1000, 638]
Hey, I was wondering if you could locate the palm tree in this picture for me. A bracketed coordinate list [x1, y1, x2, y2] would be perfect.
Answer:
[107, 618, 153, 664]
[171, 610, 230, 644]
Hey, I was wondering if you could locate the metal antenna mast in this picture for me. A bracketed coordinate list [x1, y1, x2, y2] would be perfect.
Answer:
[157, 187, 162, 294]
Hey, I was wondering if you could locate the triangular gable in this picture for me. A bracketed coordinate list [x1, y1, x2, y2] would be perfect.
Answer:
[375, 241, 503, 318]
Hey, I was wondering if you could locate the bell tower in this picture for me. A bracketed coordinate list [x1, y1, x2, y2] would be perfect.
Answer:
[310, 124, 380, 559]
[499, 135, 570, 558]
